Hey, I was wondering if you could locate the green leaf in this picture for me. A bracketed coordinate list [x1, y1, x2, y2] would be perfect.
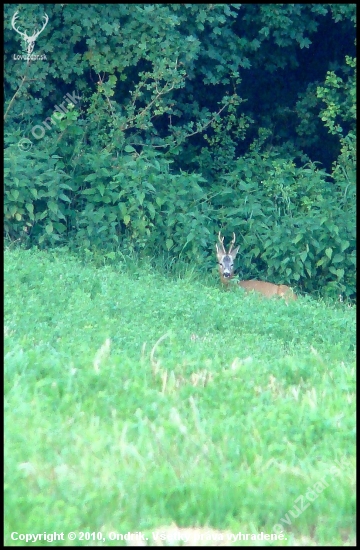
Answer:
[292, 234, 303, 244]
[316, 257, 326, 267]
[59, 193, 71, 202]
[325, 248, 333, 259]
[299, 37, 311, 49]
[148, 203, 156, 219]
[84, 173, 98, 183]
[97, 184, 105, 196]
[48, 200, 58, 213]
[340, 240, 350, 252]
[38, 210, 48, 220]
[53, 222, 67, 233]
[156, 197, 165, 207]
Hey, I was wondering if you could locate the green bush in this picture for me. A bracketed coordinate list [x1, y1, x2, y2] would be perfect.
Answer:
[210, 150, 355, 299]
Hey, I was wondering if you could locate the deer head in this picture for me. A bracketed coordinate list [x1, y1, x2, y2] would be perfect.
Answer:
[216, 232, 240, 285]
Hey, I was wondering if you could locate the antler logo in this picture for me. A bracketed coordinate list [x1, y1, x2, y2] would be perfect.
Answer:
[11, 11, 49, 54]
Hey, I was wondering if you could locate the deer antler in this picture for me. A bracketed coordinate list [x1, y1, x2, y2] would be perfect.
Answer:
[33, 13, 49, 39]
[228, 233, 236, 254]
[11, 12, 26, 38]
[217, 231, 226, 253]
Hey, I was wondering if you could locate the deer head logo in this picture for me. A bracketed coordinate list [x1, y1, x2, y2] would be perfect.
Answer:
[11, 11, 49, 55]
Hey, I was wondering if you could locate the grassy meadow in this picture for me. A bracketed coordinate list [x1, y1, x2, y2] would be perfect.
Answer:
[4, 247, 356, 546]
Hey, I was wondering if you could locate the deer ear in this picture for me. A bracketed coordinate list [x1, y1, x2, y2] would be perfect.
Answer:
[230, 246, 240, 258]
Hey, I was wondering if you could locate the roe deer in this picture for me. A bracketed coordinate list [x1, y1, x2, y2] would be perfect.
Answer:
[216, 232, 297, 301]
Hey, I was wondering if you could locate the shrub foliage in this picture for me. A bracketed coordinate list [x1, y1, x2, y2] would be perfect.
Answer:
[4, 4, 356, 298]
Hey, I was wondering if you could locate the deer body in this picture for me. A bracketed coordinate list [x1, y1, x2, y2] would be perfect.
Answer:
[238, 279, 297, 300]
[216, 232, 297, 301]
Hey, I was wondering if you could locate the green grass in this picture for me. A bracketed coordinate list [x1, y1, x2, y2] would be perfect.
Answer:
[4, 248, 356, 546]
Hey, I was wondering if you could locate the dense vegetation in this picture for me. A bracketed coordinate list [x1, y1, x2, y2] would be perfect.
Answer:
[4, 248, 356, 545]
[4, 4, 356, 299]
